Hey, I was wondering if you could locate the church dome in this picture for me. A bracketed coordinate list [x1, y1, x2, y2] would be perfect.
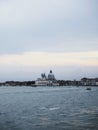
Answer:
[48, 70, 55, 80]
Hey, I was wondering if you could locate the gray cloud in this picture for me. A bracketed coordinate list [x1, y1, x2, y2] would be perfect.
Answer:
[0, 0, 97, 54]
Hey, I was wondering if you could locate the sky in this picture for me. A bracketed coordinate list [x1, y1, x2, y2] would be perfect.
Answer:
[0, 0, 98, 81]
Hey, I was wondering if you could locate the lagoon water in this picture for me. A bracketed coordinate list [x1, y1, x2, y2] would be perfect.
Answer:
[0, 86, 98, 130]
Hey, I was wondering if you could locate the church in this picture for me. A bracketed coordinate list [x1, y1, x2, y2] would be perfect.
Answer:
[35, 70, 59, 86]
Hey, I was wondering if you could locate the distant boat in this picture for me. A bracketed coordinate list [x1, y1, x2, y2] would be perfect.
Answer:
[86, 87, 91, 90]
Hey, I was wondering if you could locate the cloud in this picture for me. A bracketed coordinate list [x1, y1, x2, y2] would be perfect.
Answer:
[0, 0, 98, 81]
[0, 51, 98, 81]
[0, 0, 97, 55]
[0, 0, 95, 28]
[0, 51, 98, 66]
[0, 29, 97, 54]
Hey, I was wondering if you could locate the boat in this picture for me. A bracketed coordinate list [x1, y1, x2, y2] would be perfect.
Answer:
[86, 87, 91, 90]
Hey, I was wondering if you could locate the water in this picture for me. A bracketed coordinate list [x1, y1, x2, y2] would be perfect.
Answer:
[0, 86, 98, 130]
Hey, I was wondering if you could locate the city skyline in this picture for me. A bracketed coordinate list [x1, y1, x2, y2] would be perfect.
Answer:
[0, 0, 98, 81]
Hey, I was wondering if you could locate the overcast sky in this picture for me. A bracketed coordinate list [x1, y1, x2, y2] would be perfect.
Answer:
[0, 0, 98, 81]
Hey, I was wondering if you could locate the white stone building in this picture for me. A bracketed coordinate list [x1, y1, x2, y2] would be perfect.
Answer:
[35, 70, 59, 86]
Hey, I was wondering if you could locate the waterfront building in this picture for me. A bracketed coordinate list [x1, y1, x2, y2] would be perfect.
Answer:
[35, 70, 59, 86]
[81, 78, 98, 86]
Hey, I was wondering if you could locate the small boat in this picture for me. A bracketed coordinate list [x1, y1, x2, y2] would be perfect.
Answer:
[86, 87, 91, 90]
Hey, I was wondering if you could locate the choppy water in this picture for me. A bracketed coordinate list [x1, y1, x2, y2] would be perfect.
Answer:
[0, 86, 98, 130]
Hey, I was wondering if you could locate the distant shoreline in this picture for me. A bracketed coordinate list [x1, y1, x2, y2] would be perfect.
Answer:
[0, 78, 98, 87]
